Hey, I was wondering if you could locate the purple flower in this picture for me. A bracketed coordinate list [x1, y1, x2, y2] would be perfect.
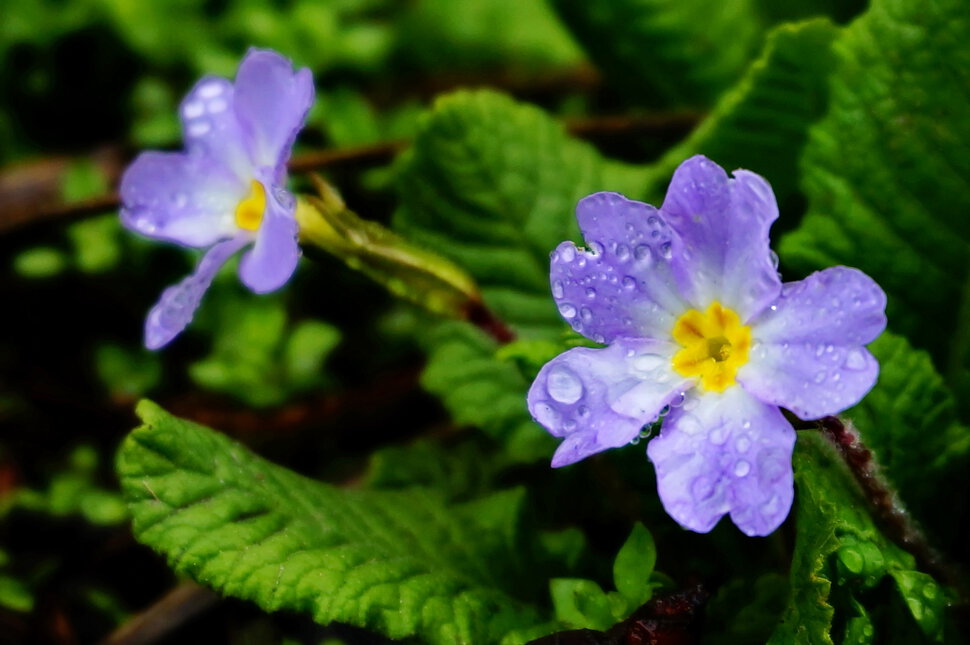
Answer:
[120, 48, 314, 349]
[527, 155, 886, 536]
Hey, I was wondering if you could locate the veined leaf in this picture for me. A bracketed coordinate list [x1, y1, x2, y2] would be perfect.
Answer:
[642, 19, 838, 209]
[780, 0, 970, 414]
[394, 89, 645, 337]
[117, 401, 556, 645]
[549, 0, 764, 106]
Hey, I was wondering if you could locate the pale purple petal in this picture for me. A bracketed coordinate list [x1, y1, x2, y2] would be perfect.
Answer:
[120, 151, 244, 248]
[551, 192, 690, 343]
[527, 339, 691, 467]
[180, 76, 253, 181]
[738, 267, 886, 419]
[660, 156, 781, 321]
[647, 388, 795, 536]
[144, 237, 249, 349]
[234, 48, 315, 172]
[238, 189, 299, 293]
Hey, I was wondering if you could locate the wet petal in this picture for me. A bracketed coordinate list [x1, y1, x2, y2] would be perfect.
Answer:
[527, 339, 691, 467]
[234, 48, 314, 171]
[144, 237, 249, 349]
[180, 76, 253, 181]
[238, 188, 300, 293]
[120, 151, 245, 247]
[739, 267, 886, 419]
[647, 388, 795, 536]
[660, 156, 781, 320]
[552, 192, 690, 343]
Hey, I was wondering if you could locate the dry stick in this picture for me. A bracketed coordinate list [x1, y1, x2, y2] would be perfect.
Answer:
[816, 416, 967, 601]
[0, 112, 700, 235]
[98, 581, 218, 645]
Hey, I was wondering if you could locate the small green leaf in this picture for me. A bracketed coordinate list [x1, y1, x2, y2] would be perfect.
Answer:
[117, 401, 554, 645]
[550, 0, 764, 106]
[550, 578, 613, 631]
[394, 89, 645, 336]
[13, 247, 67, 279]
[612, 523, 656, 607]
[768, 432, 946, 644]
[0, 575, 33, 613]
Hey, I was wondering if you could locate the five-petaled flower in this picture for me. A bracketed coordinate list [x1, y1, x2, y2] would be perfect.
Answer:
[120, 48, 314, 349]
[527, 155, 887, 536]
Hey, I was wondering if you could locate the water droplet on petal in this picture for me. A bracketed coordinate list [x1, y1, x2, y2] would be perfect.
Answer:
[589, 241, 604, 256]
[845, 349, 868, 371]
[669, 392, 686, 408]
[552, 281, 564, 298]
[558, 303, 577, 318]
[580, 307, 593, 323]
[629, 436, 641, 445]
[634, 245, 651, 262]
[533, 402, 560, 429]
[658, 405, 671, 417]
[585, 287, 597, 299]
[622, 275, 637, 290]
[547, 366, 583, 404]
[559, 246, 575, 262]
[633, 353, 665, 372]
[735, 436, 751, 453]
[615, 244, 630, 260]
[659, 242, 673, 259]
[734, 460, 751, 477]
[814, 370, 826, 383]
[709, 425, 729, 445]
[769, 250, 780, 270]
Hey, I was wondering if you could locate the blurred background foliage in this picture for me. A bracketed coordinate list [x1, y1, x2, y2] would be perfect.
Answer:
[0, 0, 966, 643]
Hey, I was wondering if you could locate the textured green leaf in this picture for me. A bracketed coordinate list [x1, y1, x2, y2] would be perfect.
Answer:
[844, 332, 970, 529]
[549, 0, 764, 106]
[642, 19, 838, 208]
[768, 432, 943, 644]
[780, 0, 970, 412]
[612, 523, 656, 607]
[117, 401, 554, 645]
[550, 578, 613, 631]
[394, 89, 645, 337]
[421, 322, 556, 463]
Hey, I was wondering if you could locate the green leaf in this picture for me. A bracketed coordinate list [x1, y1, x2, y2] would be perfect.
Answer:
[768, 432, 944, 644]
[117, 401, 555, 645]
[394, 89, 646, 337]
[612, 523, 656, 607]
[549, 0, 764, 106]
[780, 0, 970, 412]
[550, 578, 613, 631]
[421, 322, 557, 462]
[843, 332, 970, 530]
[641, 19, 838, 208]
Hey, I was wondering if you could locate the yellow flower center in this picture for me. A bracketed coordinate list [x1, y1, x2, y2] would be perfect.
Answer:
[234, 180, 267, 231]
[671, 302, 751, 392]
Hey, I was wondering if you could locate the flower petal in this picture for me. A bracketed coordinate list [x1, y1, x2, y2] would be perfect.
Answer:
[180, 76, 253, 181]
[551, 192, 690, 343]
[233, 48, 314, 171]
[647, 387, 795, 536]
[660, 156, 781, 320]
[738, 267, 886, 419]
[527, 339, 690, 467]
[144, 237, 249, 349]
[238, 189, 300, 293]
[120, 151, 245, 247]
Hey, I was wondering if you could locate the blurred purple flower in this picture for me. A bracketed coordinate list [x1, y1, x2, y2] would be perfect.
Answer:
[527, 155, 886, 536]
[120, 48, 314, 349]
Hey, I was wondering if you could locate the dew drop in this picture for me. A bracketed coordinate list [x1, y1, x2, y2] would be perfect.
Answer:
[558, 303, 577, 318]
[547, 366, 583, 404]
[615, 244, 630, 260]
[814, 370, 826, 383]
[589, 241, 604, 256]
[183, 101, 205, 119]
[622, 275, 637, 290]
[769, 250, 780, 270]
[658, 404, 671, 417]
[629, 436, 641, 445]
[659, 242, 673, 259]
[838, 547, 864, 574]
[733, 460, 751, 477]
[633, 354, 665, 372]
[585, 287, 597, 299]
[844, 348, 868, 371]
[815, 344, 825, 358]
[563, 418, 577, 432]
[735, 436, 751, 453]
[580, 307, 593, 323]
[634, 245, 652, 262]
[709, 425, 729, 445]
[669, 392, 686, 408]
[559, 246, 576, 262]
[762, 495, 780, 516]
[577, 405, 590, 419]
[592, 333, 606, 343]
[552, 281, 565, 298]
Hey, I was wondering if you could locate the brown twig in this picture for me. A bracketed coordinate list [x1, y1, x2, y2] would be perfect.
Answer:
[817, 416, 965, 598]
[98, 581, 218, 645]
